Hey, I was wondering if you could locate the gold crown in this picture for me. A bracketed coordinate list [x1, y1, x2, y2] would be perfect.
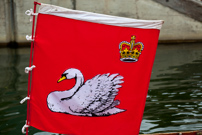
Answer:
[119, 36, 144, 62]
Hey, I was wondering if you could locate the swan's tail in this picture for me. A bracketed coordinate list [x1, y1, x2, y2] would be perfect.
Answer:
[94, 107, 125, 116]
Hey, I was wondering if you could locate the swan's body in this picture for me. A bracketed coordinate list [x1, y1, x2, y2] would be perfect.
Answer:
[47, 68, 125, 116]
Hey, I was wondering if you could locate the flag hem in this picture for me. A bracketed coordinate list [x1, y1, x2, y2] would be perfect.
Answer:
[38, 3, 164, 30]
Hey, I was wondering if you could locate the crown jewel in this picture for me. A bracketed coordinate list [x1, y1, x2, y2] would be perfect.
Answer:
[119, 36, 144, 62]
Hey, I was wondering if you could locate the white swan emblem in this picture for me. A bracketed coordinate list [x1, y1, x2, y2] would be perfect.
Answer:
[47, 68, 126, 116]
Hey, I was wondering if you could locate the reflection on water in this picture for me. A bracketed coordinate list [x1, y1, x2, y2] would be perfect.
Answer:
[0, 43, 202, 135]
[140, 43, 202, 134]
[0, 48, 28, 135]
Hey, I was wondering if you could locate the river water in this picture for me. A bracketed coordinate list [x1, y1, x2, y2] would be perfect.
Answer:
[0, 43, 202, 135]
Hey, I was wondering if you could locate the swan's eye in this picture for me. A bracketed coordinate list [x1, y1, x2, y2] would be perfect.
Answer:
[62, 73, 68, 77]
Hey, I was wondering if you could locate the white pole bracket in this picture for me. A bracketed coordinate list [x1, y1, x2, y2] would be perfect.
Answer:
[25, 9, 38, 22]
[22, 121, 29, 134]
[20, 96, 30, 104]
[25, 65, 36, 73]
[26, 35, 34, 41]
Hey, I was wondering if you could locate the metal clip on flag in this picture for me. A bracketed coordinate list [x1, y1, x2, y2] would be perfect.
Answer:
[22, 1, 163, 135]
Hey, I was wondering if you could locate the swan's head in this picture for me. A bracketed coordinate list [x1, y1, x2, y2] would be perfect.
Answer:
[57, 68, 83, 83]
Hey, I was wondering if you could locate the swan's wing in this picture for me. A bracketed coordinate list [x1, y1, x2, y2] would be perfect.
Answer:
[69, 73, 124, 114]
[90, 74, 124, 113]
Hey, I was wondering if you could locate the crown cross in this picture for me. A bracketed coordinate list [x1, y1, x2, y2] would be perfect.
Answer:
[119, 36, 144, 62]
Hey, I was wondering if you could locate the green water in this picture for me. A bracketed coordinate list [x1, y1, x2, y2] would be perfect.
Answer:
[0, 43, 202, 135]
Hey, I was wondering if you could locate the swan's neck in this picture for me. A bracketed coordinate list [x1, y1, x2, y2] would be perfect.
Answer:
[72, 74, 84, 93]
[61, 73, 84, 98]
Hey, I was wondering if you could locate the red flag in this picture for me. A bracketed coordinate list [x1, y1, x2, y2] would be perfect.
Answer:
[29, 3, 163, 135]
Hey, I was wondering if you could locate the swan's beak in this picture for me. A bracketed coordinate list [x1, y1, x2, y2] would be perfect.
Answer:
[57, 76, 67, 83]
